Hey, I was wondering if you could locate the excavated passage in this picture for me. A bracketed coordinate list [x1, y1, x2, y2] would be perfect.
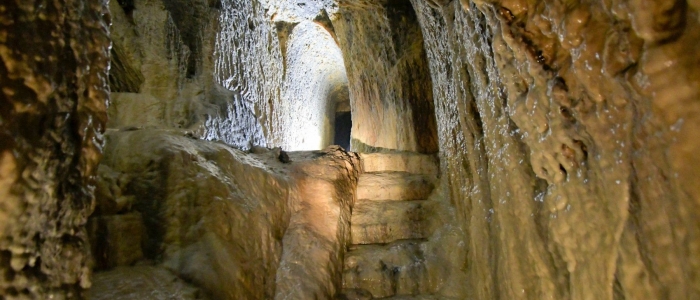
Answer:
[2, 0, 700, 299]
[341, 152, 441, 299]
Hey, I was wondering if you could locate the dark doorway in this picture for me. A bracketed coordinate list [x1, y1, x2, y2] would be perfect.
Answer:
[334, 112, 352, 150]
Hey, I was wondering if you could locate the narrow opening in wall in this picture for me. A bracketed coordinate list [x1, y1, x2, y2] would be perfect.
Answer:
[334, 111, 352, 150]
[330, 84, 351, 150]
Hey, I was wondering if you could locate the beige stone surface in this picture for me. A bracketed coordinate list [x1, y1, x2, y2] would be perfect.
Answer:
[4, 0, 700, 298]
[351, 201, 431, 245]
[343, 240, 431, 298]
[344, 146, 443, 298]
[88, 213, 146, 269]
[273, 147, 361, 299]
[92, 129, 359, 299]
[332, 1, 439, 153]
[87, 266, 206, 300]
[106, 0, 269, 148]
[409, 0, 700, 298]
[360, 153, 439, 176]
[357, 173, 436, 201]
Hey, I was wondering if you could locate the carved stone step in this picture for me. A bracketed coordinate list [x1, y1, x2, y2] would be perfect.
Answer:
[351, 201, 429, 244]
[357, 173, 435, 201]
[337, 289, 441, 300]
[87, 266, 204, 300]
[360, 153, 438, 175]
[380, 296, 441, 300]
[342, 240, 430, 298]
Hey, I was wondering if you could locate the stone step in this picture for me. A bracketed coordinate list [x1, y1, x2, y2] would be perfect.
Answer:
[342, 240, 430, 299]
[338, 289, 442, 300]
[357, 173, 435, 201]
[351, 201, 429, 244]
[360, 152, 438, 175]
[87, 266, 205, 300]
[381, 296, 441, 300]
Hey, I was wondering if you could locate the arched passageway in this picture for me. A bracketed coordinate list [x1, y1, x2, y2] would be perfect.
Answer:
[333, 0, 439, 154]
[279, 20, 349, 151]
[328, 1, 446, 298]
[331, 85, 352, 150]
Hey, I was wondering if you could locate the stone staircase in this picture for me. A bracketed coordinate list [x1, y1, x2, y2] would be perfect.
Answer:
[341, 152, 439, 299]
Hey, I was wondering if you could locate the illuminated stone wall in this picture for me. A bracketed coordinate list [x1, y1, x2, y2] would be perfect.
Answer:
[107, 0, 348, 151]
[280, 21, 348, 150]
[332, 0, 439, 153]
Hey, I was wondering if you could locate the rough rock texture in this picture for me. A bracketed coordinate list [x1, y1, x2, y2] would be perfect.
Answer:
[343, 240, 431, 298]
[274, 147, 360, 298]
[279, 20, 349, 150]
[360, 152, 439, 175]
[333, 0, 439, 153]
[4, 0, 700, 298]
[107, 0, 267, 148]
[212, 0, 283, 147]
[90, 128, 359, 299]
[340, 152, 461, 299]
[408, 0, 700, 299]
[88, 212, 146, 269]
[92, 0, 360, 298]
[214, 0, 351, 151]
[109, 0, 350, 151]
[0, 0, 110, 298]
[86, 266, 207, 300]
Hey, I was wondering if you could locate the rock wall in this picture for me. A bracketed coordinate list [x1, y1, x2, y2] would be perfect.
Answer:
[409, 0, 700, 299]
[109, 0, 351, 151]
[4, 0, 699, 298]
[213, 0, 284, 147]
[92, 1, 361, 298]
[89, 128, 359, 299]
[107, 0, 268, 149]
[0, 0, 110, 298]
[332, 0, 439, 153]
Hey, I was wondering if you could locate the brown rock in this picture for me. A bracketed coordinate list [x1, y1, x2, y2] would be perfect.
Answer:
[89, 213, 146, 269]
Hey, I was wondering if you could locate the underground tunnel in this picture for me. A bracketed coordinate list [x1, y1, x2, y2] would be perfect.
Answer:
[1, 0, 700, 299]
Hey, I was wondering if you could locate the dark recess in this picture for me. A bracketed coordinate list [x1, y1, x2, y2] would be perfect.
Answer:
[334, 112, 352, 151]
[117, 0, 135, 15]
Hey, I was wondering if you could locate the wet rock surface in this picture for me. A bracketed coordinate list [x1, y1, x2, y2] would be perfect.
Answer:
[3, 0, 700, 298]
[409, 0, 700, 299]
[0, 0, 110, 297]
[107, 0, 267, 149]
